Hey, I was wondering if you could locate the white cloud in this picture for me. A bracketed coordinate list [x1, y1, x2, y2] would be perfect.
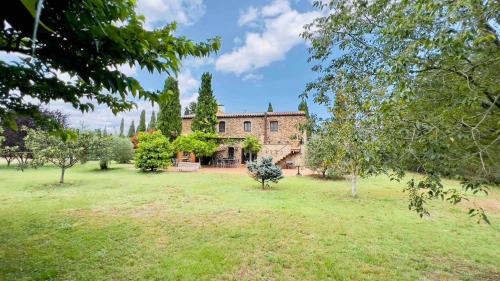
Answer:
[242, 73, 263, 81]
[238, 6, 259, 26]
[177, 69, 199, 109]
[215, 0, 319, 76]
[261, 0, 291, 17]
[136, 0, 206, 29]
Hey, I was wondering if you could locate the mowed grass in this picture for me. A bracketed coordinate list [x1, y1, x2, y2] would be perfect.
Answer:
[0, 162, 499, 281]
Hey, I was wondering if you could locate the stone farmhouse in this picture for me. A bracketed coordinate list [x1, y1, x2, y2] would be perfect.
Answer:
[181, 106, 308, 167]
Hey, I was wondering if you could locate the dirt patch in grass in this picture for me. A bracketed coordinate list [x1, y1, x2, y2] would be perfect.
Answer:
[461, 198, 500, 214]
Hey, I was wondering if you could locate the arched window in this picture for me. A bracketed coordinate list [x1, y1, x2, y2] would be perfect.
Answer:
[243, 121, 252, 132]
[218, 121, 226, 133]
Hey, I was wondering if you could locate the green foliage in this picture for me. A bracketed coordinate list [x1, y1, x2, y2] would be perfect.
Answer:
[148, 111, 157, 131]
[247, 157, 284, 189]
[184, 101, 197, 115]
[306, 133, 336, 178]
[267, 102, 273, 112]
[119, 118, 125, 137]
[0, 0, 220, 127]
[172, 131, 218, 158]
[134, 131, 173, 172]
[157, 77, 182, 139]
[137, 110, 147, 133]
[298, 99, 309, 117]
[112, 137, 134, 164]
[242, 136, 262, 154]
[24, 128, 93, 183]
[191, 73, 218, 133]
[303, 0, 499, 220]
[127, 121, 135, 137]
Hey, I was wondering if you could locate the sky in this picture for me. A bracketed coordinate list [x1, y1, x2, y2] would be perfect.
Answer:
[4, 0, 329, 134]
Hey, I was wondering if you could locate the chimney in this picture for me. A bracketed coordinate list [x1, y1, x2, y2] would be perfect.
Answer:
[217, 104, 225, 114]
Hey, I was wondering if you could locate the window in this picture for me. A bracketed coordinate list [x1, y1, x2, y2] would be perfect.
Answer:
[218, 121, 226, 133]
[270, 121, 278, 132]
[244, 121, 251, 132]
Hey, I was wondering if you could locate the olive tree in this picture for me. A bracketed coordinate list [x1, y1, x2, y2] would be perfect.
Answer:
[24, 129, 90, 183]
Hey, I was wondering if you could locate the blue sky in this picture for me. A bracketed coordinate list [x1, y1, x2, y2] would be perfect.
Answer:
[4, 0, 328, 133]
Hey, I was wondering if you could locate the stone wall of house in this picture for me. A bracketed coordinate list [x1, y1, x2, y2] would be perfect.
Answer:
[182, 113, 306, 146]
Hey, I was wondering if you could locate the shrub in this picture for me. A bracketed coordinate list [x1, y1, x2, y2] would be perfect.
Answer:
[112, 137, 134, 163]
[135, 131, 173, 172]
[247, 156, 283, 189]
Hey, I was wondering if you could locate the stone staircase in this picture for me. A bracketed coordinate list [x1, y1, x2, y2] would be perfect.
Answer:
[260, 145, 301, 164]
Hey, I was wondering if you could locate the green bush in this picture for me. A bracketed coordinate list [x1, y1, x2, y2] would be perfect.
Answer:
[172, 131, 218, 158]
[247, 156, 283, 189]
[134, 131, 173, 172]
[112, 137, 134, 163]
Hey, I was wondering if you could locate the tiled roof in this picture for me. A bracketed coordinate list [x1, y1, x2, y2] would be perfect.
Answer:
[182, 111, 306, 119]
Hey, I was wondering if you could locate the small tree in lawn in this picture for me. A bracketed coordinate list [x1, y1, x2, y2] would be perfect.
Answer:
[242, 136, 262, 163]
[24, 129, 88, 183]
[137, 110, 147, 132]
[135, 131, 173, 172]
[306, 133, 338, 178]
[247, 157, 284, 189]
[112, 137, 135, 163]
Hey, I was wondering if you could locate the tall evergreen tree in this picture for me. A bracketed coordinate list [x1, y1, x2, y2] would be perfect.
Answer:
[188, 102, 197, 115]
[137, 110, 147, 132]
[103, 126, 108, 137]
[148, 111, 157, 131]
[267, 102, 274, 112]
[127, 121, 136, 137]
[157, 77, 182, 139]
[119, 118, 125, 137]
[191, 73, 218, 133]
[298, 100, 309, 117]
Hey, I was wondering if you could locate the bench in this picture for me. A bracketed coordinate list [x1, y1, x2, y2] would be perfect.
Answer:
[177, 162, 200, 172]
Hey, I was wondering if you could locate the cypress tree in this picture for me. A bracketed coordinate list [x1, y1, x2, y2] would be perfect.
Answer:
[148, 111, 157, 131]
[119, 118, 124, 137]
[127, 120, 135, 137]
[191, 72, 217, 133]
[103, 126, 108, 137]
[157, 76, 182, 139]
[298, 100, 309, 117]
[267, 102, 273, 112]
[137, 110, 147, 132]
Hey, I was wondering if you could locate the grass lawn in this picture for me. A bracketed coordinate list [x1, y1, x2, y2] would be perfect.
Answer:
[0, 162, 499, 281]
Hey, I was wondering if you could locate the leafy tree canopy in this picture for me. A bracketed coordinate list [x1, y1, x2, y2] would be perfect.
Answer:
[0, 0, 220, 127]
[172, 131, 218, 158]
[303, 0, 499, 221]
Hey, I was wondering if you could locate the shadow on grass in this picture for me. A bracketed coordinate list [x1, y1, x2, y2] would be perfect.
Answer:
[307, 174, 346, 181]
[26, 181, 83, 191]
